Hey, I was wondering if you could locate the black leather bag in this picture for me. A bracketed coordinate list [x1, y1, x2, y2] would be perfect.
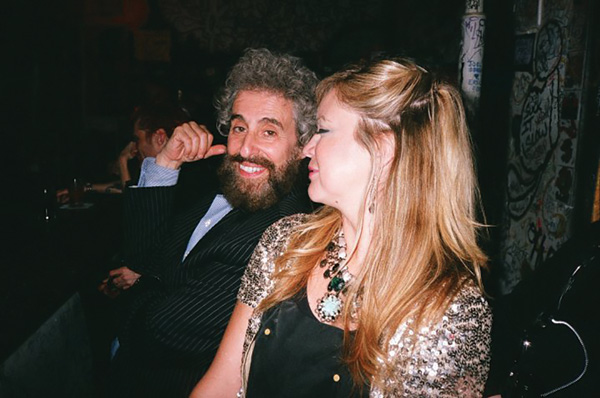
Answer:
[501, 230, 599, 397]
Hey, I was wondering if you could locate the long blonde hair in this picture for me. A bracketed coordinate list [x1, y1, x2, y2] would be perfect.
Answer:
[257, 58, 488, 389]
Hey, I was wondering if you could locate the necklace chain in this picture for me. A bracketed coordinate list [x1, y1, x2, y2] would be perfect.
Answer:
[316, 230, 353, 323]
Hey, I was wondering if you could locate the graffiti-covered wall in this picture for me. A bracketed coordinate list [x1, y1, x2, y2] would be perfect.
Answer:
[499, 0, 590, 294]
[500, 0, 587, 293]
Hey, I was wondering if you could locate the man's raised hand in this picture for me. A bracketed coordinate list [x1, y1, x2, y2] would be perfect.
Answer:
[156, 122, 227, 169]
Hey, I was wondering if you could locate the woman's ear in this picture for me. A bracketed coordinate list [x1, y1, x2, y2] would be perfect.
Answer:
[377, 132, 396, 168]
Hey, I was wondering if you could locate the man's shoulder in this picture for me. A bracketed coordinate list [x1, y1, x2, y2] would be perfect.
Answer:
[221, 190, 310, 245]
[272, 184, 313, 217]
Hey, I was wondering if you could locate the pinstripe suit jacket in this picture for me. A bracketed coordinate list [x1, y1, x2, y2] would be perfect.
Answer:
[113, 183, 312, 397]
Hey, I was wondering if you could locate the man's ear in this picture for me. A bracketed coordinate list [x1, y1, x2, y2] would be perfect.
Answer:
[153, 129, 168, 147]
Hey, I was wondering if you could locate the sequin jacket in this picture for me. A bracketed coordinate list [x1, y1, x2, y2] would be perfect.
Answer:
[237, 214, 492, 397]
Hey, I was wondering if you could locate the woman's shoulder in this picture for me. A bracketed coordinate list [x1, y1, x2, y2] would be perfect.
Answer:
[385, 280, 492, 355]
[258, 213, 310, 248]
[238, 213, 309, 308]
[266, 213, 310, 235]
[438, 280, 492, 353]
[443, 281, 492, 348]
[449, 280, 492, 320]
[380, 281, 492, 397]
[390, 280, 491, 349]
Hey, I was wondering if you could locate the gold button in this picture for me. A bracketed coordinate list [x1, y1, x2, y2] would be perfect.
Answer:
[264, 328, 271, 335]
[333, 374, 340, 382]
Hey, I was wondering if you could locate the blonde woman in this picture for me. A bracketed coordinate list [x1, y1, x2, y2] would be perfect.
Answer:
[192, 58, 492, 397]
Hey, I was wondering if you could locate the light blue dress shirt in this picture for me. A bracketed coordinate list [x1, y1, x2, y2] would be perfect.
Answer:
[136, 157, 233, 261]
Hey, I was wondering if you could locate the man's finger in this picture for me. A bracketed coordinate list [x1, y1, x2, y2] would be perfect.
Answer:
[205, 145, 227, 159]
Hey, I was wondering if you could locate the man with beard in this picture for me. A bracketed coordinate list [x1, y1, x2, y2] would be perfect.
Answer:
[108, 49, 317, 398]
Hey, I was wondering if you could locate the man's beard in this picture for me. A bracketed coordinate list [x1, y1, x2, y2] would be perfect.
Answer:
[217, 151, 302, 212]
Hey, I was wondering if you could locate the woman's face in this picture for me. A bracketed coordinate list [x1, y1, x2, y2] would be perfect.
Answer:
[303, 91, 373, 218]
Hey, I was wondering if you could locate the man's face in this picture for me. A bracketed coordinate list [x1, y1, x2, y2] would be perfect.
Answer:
[218, 90, 302, 211]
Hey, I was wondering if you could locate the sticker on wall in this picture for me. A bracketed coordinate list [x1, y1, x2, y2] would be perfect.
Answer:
[514, 33, 536, 72]
[561, 91, 580, 120]
[534, 21, 563, 81]
[514, 0, 540, 32]
[506, 22, 563, 221]
[459, 12, 486, 108]
[543, 0, 573, 26]
[554, 166, 574, 205]
[512, 72, 534, 104]
[559, 137, 574, 165]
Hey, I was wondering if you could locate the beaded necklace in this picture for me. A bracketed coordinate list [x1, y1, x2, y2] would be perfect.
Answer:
[316, 230, 354, 323]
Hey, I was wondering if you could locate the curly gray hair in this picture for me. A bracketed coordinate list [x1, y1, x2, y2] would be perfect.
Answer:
[215, 48, 318, 146]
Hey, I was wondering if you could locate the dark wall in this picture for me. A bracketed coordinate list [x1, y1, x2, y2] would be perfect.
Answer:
[494, 0, 598, 294]
[476, 0, 516, 295]
[3, 0, 472, 199]
[3, 1, 83, 222]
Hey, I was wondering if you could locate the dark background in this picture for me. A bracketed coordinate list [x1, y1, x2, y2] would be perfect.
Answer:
[0, 0, 513, 360]
[2, 1, 599, 396]
[0, 0, 513, 359]
[2, 0, 514, 261]
[2, 0, 493, 185]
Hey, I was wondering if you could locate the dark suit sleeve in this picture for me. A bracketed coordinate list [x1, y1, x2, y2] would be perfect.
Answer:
[122, 186, 176, 277]
[129, 263, 245, 367]
[126, 191, 312, 368]
[119, 185, 313, 382]
[127, 227, 264, 371]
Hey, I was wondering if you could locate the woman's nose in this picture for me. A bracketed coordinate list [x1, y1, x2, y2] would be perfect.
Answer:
[302, 134, 319, 158]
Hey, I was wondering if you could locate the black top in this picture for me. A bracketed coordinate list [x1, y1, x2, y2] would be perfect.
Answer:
[247, 294, 369, 398]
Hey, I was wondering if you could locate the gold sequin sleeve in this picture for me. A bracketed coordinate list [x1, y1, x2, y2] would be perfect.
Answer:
[237, 213, 307, 308]
[371, 283, 492, 397]
[237, 214, 308, 360]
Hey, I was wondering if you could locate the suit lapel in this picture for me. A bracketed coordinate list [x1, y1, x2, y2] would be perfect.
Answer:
[180, 206, 245, 266]
[168, 194, 217, 263]
[178, 184, 312, 269]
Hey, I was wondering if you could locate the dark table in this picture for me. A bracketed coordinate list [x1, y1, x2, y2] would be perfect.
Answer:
[0, 192, 123, 363]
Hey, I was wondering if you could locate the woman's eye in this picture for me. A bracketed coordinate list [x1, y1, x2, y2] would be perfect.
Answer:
[316, 129, 330, 135]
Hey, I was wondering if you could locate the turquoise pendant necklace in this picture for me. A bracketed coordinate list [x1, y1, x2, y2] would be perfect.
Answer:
[316, 230, 353, 323]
